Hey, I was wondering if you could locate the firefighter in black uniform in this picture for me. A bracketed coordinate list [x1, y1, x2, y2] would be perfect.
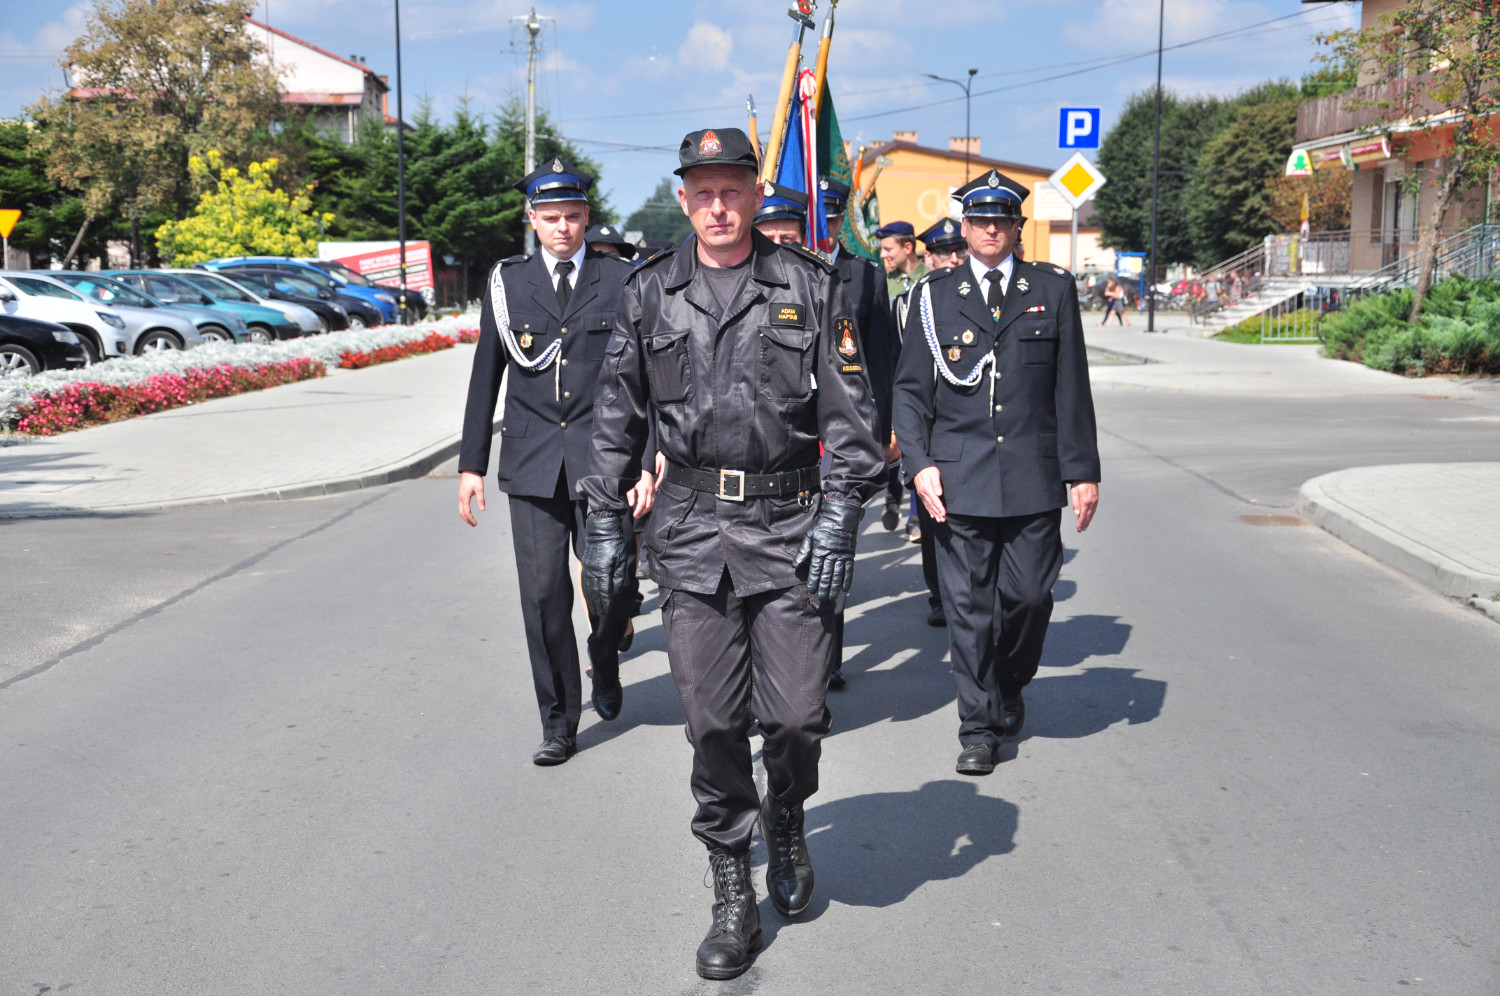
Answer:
[892, 169, 1101, 776]
[457, 158, 650, 767]
[580, 128, 883, 980]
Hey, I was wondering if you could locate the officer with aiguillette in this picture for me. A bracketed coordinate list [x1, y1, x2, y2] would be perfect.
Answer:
[579, 127, 883, 980]
[892, 169, 1101, 776]
[456, 157, 650, 767]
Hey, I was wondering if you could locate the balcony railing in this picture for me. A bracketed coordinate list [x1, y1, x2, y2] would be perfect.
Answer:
[1296, 75, 1445, 143]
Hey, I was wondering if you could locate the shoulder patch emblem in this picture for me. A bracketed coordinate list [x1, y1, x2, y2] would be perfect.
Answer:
[836, 317, 858, 357]
[771, 304, 805, 326]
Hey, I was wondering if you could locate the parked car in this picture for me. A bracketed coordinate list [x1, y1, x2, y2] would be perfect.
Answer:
[165, 269, 321, 335]
[0, 273, 130, 362]
[200, 257, 399, 324]
[105, 271, 299, 344]
[313, 258, 428, 322]
[26, 271, 204, 354]
[40, 271, 250, 344]
[0, 312, 87, 376]
[220, 268, 349, 332]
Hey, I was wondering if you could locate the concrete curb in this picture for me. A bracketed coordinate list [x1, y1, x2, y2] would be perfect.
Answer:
[0, 420, 494, 519]
[1297, 471, 1500, 610]
[1086, 344, 1154, 365]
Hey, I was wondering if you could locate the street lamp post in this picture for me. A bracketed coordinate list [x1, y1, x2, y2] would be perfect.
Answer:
[394, 0, 408, 324]
[923, 68, 980, 182]
[1147, 0, 1164, 333]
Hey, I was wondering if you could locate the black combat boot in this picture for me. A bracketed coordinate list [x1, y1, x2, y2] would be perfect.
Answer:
[759, 793, 814, 917]
[696, 849, 762, 980]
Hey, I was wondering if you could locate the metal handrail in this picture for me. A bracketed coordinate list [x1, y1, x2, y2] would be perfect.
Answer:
[1348, 223, 1500, 294]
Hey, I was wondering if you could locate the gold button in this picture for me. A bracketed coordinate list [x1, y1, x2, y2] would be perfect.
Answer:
[560, 358, 569, 367]
[560, 421, 568, 428]
[994, 404, 1003, 412]
[563, 391, 572, 399]
[561, 326, 569, 334]
[996, 435, 1005, 443]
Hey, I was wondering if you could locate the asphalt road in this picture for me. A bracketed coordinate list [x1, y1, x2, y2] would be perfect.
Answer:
[3, 386, 1500, 994]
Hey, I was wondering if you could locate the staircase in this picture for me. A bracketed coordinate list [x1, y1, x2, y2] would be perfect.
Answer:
[1198, 277, 1326, 333]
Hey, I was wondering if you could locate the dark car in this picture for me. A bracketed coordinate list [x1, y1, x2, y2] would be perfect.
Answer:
[223, 269, 350, 332]
[314, 259, 429, 322]
[207, 264, 383, 329]
[0, 313, 88, 376]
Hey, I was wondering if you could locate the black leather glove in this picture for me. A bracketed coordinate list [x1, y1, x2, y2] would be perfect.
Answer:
[581, 512, 629, 621]
[793, 495, 864, 603]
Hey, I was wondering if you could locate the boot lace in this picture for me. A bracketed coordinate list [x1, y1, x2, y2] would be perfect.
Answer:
[770, 800, 807, 866]
[707, 853, 749, 934]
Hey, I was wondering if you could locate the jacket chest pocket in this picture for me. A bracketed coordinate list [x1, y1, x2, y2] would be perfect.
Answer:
[1018, 321, 1058, 366]
[645, 328, 691, 403]
[508, 310, 551, 361]
[579, 313, 614, 359]
[759, 325, 814, 401]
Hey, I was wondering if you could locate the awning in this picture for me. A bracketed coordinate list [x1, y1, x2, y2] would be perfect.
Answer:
[1286, 133, 1391, 175]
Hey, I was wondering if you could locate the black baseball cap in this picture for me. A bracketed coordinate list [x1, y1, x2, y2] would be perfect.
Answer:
[674, 127, 759, 176]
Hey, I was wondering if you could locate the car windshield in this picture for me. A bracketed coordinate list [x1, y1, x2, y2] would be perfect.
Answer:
[281, 266, 337, 291]
[316, 261, 372, 287]
[179, 273, 256, 302]
[277, 275, 323, 296]
[144, 275, 208, 304]
[54, 275, 154, 307]
[10, 276, 86, 301]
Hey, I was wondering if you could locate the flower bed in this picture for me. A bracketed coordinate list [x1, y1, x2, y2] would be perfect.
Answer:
[15, 358, 325, 435]
[1, 314, 480, 432]
[338, 328, 479, 369]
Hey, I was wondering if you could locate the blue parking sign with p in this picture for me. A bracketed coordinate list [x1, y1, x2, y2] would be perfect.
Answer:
[1059, 107, 1101, 149]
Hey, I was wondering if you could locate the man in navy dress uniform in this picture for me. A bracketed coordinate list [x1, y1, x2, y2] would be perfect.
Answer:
[457, 158, 650, 767]
[892, 168, 1101, 776]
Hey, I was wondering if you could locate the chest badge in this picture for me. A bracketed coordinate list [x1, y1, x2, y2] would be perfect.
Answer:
[947, 347, 962, 362]
[1016, 276, 1029, 294]
[961, 329, 975, 345]
[519, 333, 533, 349]
[957, 280, 971, 298]
[836, 317, 859, 357]
[991, 306, 1003, 322]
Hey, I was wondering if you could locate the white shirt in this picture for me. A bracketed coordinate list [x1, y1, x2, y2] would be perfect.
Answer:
[969, 253, 1014, 301]
[541, 244, 586, 291]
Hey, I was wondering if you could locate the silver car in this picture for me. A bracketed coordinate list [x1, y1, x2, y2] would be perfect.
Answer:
[29, 272, 205, 353]
[167, 269, 322, 335]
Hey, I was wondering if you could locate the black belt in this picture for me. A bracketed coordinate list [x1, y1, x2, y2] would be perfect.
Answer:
[664, 462, 820, 502]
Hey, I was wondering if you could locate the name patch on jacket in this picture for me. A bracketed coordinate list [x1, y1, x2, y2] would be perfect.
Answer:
[770, 304, 805, 326]
[836, 317, 859, 358]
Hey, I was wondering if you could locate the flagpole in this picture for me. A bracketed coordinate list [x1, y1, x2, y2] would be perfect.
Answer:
[761, 4, 816, 185]
[811, 0, 837, 109]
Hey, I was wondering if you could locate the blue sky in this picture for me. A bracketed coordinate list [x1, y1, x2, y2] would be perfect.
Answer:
[1, 1, 1357, 218]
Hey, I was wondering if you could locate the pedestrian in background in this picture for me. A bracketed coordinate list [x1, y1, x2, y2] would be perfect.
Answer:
[876, 221, 928, 299]
[1101, 275, 1129, 326]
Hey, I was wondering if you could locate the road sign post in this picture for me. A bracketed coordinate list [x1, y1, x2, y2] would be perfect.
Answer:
[0, 209, 20, 270]
[1048, 154, 1104, 275]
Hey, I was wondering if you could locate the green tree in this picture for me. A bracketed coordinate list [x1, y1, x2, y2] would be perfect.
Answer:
[1319, 0, 1500, 318]
[155, 152, 329, 264]
[626, 178, 692, 243]
[1094, 90, 1229, 267]
[27, 0, 283, 266]
[0, 120, 115, 266]
[1187, 82, 1302, 268]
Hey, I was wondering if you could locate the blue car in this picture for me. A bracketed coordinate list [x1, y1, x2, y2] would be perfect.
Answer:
[199, 257, 399, 324]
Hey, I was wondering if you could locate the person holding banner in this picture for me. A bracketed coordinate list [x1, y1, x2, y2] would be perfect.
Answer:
[456, 158, 651, 767]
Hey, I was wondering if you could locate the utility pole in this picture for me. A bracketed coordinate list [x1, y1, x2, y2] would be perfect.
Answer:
[922, 68, 979, 182]
[394, 0, 408, 323]
[514, 8, 552, 256]
[1147, 0, 1164, 333]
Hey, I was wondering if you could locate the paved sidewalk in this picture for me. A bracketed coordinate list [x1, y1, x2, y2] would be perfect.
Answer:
[0, 345, 481, 517]
[1299, 463, 1500, 622]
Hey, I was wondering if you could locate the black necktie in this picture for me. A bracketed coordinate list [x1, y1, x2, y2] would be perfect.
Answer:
[986, 268, 1005, 322]
[553, 259, 574, 313]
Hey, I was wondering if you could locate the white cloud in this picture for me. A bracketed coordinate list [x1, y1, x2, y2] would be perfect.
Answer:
[677, 22, 733, 73]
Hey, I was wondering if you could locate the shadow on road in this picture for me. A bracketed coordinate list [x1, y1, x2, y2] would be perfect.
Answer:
[798, 779, 1019, 911]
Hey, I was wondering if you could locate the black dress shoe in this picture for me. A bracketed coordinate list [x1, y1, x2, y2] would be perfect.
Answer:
[926, 604, 946, 627]
[955, 742, 996, 775]
[759, 793, 814, 917]
[1000, 691, 1025, 738]
[881, 497, 900, 531]
[532, 736, 576, 766]
[696, 849, 762, 980]
[591, 672, 623, 722]
[827, 662, 846, 690]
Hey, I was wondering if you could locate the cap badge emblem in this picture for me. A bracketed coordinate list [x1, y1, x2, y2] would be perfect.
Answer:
[1016, 277, 1029, 293]
[947, 347, 963, 361]
[699, 130, 722, 156]
[961, 330, 975, 345]
[551, 158, 564, 173]
[957, 280, 971, 297]
[987, 172, 1000, 188]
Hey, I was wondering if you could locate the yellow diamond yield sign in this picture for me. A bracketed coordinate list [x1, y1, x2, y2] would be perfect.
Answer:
[1047, 153, 1105, 210]
[0, 209, 19, 239]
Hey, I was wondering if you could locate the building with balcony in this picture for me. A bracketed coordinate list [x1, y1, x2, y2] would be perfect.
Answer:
[1289, 0, 1497, 272]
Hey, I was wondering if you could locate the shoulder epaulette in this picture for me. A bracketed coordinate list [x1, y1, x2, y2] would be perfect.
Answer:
[782, 240, 838, 275]
[1027, 259, 1071, 280]
[624, 244, 676, 282]
[498, 254, 527, 267]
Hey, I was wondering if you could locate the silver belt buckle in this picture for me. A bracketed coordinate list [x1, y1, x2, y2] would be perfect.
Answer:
[718, 468, 746, 501]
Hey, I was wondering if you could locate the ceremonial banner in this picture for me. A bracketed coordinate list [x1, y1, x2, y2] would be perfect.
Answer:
[773, 69, 832, 253]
